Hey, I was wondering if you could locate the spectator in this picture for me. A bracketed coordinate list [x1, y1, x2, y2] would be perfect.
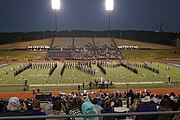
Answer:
[130, 97, 141, 112]
[92, 98, 102, 115]
[81, 96, 99, 120]
[97, 97, 104, 107]
[163, 95, 175, 109]
[48, 100, 67, 120]
[172, 99, 180, 111]
[0, 101, 5, 113]
[0, 97, 31, 117]
[135, 96, 157, 120]
[67, 100, 82, 120]
[113, 94, 122, 107]
[171, 97, 180, 120]
[172, 104, 180, 120]
[150, 95, 158, 104]
[41, 101, 53, 115]
[29, 99, 46, 120]
[101, 98, 115, 120]
[157, 96, 172, 120]
[129, 97, 141, 119]
[126, 89, 135, 108]
[169, 92, 178, 103]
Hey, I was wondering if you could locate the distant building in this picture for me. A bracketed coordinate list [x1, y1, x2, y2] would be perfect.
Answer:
[27, 45, 50, 51]
[176, 38, 180, 48]
[117, 45, 138, 50]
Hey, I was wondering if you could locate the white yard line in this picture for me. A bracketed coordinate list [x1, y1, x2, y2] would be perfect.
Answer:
[106, 67, 126, 83]
[118, 66, 139, 83]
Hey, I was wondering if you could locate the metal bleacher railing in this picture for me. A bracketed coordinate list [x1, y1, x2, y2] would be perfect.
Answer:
[0, 111, 179, 120]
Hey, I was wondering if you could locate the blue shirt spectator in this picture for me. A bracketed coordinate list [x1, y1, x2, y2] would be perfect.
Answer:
[136, 96, 157, 120]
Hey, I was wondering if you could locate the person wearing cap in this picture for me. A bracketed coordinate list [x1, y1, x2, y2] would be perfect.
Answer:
[0, 97, 31, 117]
[135, 96, 157, 120]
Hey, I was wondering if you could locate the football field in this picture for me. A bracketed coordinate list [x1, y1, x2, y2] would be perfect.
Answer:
[0, 61, 179, 92]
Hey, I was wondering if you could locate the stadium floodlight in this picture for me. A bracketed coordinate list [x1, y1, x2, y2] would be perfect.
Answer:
[105, 0, 114, 37]
[51, 0, 60, 11]
[51, 0, 60, 33]
[105, 0, 114, 11]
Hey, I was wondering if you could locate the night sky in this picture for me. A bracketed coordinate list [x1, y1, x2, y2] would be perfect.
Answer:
[0, 0, 180, 32]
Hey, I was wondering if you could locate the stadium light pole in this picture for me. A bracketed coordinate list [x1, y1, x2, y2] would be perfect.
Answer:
[51, 0, 60, 33]
[105, 0, 114, 37]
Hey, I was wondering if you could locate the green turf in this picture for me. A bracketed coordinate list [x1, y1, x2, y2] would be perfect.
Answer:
[0, 62, 179, 92]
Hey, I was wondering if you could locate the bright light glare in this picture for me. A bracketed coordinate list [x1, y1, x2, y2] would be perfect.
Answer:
[52, 0, 60, 10]
[106, 0, 114, 11]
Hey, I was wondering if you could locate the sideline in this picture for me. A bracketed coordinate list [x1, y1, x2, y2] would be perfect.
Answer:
[29, 81, 164, 87]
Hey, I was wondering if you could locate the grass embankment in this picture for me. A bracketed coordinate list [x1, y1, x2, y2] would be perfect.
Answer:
[114, 38, 175, 49]
[0, 39, 52, 60]
[0, 51, 47, 60]
[114, 38, 180, 60]
[122, 50, 180, 60]
[0, 39, 52, 50]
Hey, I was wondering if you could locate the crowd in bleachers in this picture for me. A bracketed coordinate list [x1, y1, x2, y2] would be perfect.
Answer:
[48, 37, 123, 60]
[48, 51, 72, 59]
[0, 89, 179, 120]
[96, 49, 122, 59]
[74, 49, 122, 60]
[74, 50, 95, 60]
